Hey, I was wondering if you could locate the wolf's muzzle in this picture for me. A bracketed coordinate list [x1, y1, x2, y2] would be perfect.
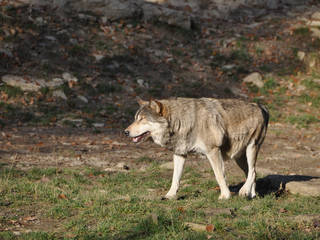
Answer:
[124, 130, 130, 136]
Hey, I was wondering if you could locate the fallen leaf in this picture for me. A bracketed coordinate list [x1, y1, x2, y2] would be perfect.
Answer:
[58, 193, 68, 200]
[177, 207, 185, 213]
[206, 224, 215, 232]
[23, 216, 37, 222]
[279, 208, 287, 213]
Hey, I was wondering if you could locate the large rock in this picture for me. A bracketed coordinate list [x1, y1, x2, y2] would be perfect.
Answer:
[2, 75, 46, 92]
[2, 75, 67, 92]
[142, 4, 191, 30]
[66, 0, 142, 21]
[286, 178, 320, 197]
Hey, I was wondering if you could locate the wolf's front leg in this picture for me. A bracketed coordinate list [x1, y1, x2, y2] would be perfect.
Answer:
[206, 148, 231, 200]
[164, 154, 186, 199]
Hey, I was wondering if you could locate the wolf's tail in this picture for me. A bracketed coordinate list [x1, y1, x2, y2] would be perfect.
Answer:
[258, 104, 269, 131]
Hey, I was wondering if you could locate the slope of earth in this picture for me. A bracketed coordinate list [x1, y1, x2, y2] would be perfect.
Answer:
[0, 1, 320, 239]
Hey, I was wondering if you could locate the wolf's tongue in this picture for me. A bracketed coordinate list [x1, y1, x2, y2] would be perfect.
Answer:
[133, 135, 143, 143]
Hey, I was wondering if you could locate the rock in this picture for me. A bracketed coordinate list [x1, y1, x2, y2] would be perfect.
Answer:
[310, 27, 320, 39]
[307, 20, 320, 27]
[286, 178, 320, 196]
[297, 51, 305, 61]
[2, 75, 46, 91]
[222, 64, 236, 70]
[160, 161, 174, 170]
[62, 72, 78, 83]
[185, 222, 207, 232]
[229, 86, 248, 98]
[46, 78, 65, 89]
[92, 123, 104, 128]
[52, 90, 67, 100]
[142, 3, 191, 30]
[185, 222, 215, 232]
[93, 53, 105, 61]
[35, 17, 46, 26]
[0, 48, 13, 58]
[137, 79, 149, 88]
[77, 95, 88, 103]
[311, 11, 320, 20]
[45, 35, 57, 41]
[266, 0, 279, 9]
[243, 72, 264, 88]
[137, 79, 145, 87]
[116, 162, 130, 170]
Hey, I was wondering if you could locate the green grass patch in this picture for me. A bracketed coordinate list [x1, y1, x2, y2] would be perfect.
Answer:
[0, 166, 319, 239]
[286, 114, 320, 128]
[0, 84, 23, 98]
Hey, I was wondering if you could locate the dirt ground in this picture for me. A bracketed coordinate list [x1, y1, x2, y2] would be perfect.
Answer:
[1, 122, 319, 180]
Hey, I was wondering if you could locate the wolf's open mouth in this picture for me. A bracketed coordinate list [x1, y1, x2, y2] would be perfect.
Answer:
[132, 131, 150, 143]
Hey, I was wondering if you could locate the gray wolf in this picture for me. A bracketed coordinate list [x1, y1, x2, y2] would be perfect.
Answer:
[125, 97, 269, 200]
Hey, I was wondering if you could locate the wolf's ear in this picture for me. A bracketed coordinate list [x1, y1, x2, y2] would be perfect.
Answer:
[150, 100, 166, 117]
[136, 96, 148, 106]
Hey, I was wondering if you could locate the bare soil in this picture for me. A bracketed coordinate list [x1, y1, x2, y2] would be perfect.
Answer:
[1, 122, 319, 180]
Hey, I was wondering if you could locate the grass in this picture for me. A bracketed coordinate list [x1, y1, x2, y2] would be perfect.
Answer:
[286, 114, 320, 128]
[0, 166, 319, 239]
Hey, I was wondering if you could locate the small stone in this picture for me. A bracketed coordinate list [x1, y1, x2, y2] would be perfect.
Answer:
[101, 16, 108, 24]
[222, 64, 236, 70]
[310, 27, 320, 39]
[77, 95, 88, 103]
[297, 51, 305, 61]
[92, 123, 104, 128]
[203, 208, 234, 216]
[243, 72, 264, 88]
[45, 35, 57, 41]
[137, 79, 145, 87]
[93, 53, 105, 61]
[62, 72, 78, 82]
[35, 17, 45, 25]
[52, 90, 67, 100]
[116, 162, 130, 170]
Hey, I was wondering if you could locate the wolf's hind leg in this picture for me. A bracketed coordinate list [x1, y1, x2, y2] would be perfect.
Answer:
[235, 154, 248, 177]
[207, 148, 231, 200]
[164, 154, 186, 199]
[239, 141, 258, 198]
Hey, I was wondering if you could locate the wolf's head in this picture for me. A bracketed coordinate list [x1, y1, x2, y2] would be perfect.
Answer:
[124, 97, 170, 146]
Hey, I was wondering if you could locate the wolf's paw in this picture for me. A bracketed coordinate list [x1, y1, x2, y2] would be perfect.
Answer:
[218, 191, 231, 200]
[239, 187, 256, 199]
[162, 194, 177, 200]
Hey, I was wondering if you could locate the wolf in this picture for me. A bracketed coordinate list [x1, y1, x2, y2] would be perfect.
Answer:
[125, 97, 269, 200]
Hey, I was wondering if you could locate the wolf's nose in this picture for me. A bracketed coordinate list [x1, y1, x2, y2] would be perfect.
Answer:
[124, 130, 130, 137]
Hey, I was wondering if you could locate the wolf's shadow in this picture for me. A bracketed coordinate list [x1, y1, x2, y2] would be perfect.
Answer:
[230, 174, 320, 197]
